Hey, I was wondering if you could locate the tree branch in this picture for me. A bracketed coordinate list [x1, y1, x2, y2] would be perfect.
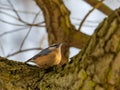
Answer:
[19, 11, 40, 50]
[6, 47, 42, 58]
[78, 0, 104, 31]
[84, 0, 113, 15]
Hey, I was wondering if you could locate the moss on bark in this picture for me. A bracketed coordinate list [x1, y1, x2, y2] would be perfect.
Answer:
[0, 4, 120, 90]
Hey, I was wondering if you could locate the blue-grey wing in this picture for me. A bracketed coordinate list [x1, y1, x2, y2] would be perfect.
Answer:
[38, 48, 51, 56]
[29, 48, 51, 60]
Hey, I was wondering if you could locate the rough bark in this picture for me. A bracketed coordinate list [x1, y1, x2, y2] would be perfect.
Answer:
[35, 0, 90, 64]
[0, 8, 120, 90]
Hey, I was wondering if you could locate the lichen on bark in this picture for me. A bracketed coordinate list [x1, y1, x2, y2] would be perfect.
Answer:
[0, 3, 120, 90]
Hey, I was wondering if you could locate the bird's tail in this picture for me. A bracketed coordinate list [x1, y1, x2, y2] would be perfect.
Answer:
[25, 59, 34, 64]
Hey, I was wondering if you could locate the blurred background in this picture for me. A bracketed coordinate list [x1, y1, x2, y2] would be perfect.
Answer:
[0, 0, 120, 62]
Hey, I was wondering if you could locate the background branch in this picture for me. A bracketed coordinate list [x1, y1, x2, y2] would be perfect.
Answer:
[78, 0, 104, 31]
[84, 0, 113, 15]
[6, 47, 42, 58]
[19, 11, 40, 50]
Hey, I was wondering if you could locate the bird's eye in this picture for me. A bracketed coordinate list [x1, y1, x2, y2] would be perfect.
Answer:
[54, 45, 57, 47]
[50, 44, 59, 48]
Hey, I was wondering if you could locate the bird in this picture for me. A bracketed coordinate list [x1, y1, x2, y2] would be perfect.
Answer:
[25, 43, 63, 68]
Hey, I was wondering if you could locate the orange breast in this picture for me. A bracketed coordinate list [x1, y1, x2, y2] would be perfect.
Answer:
[34, 48, 61, 68]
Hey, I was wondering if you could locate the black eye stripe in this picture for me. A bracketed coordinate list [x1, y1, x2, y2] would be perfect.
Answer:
[51, 45, 57, 47]
[50, 44, 59, 47]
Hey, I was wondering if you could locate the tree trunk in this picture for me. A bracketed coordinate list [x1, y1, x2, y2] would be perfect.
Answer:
[35, 0, 90, 64]
[0, 7, 120, 90]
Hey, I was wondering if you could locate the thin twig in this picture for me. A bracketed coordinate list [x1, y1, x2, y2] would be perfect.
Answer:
[1, 1, 43, 25]
[0, 7, 37, 15]
[0, 10, 18, 19]
[6, 47, 42, 58]
[7, 0, 22, 20]
[0, 2, 10, 7]
[0, 19, 25, 26]
[71, 17, 100, 23]
[6, 0, 32, 24]
[78, 8, 95, 31]
[0, 27, 28, 37]
[25, 23, 45, 27]
[78, 0, 104, 31]
[19, 11, 41, 50]
[0, 11, 44, 27]
[74, 23, 97, 28]
[0, 18, 45, 27]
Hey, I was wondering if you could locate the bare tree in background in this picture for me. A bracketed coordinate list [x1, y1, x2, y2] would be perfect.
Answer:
[0, 0, 46, 60]
[0, 0, 120, 90]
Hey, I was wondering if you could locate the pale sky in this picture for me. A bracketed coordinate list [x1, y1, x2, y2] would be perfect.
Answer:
[0, 0, 120, 62]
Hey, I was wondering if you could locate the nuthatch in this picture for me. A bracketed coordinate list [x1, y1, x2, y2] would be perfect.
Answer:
[25, 43, 63, 68]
